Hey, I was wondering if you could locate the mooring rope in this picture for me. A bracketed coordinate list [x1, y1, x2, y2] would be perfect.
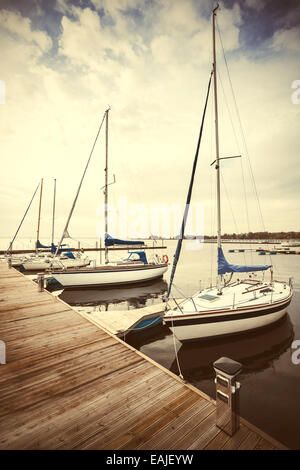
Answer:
[171, 315, 184, 380]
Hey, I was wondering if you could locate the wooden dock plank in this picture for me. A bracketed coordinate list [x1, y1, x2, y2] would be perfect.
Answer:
[171, 405, 216, 450]
[1, 380, 183, 450]
[81, 388, 195, 450]
[0, 335, 115, 384]
[137, 399, 211, 450]
[0, 347, 143, 417]
[0, 364, 171, 449]
[203, 428, 230, 450]
[0, 301, 73, 322]
[0, 311, 90, 340]
[0, 262, 287, 450]
[55, 380, 183, 450]
[0, 298, 54, 313]
[221, 424, 251, 450]
[2, 324, 106, 362]
[0, 360, 154, 448]
[237, 430, 261, 450]
[254, 437, 275, 450]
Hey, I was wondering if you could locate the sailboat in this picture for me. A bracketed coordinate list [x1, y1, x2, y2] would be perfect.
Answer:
[51, 108, 168, 288]
[21, 178, 90, 271]
[163, 5, 293, 342]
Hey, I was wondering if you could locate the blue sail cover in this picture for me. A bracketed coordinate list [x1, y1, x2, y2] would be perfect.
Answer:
[51, 243, 69, 254]
[105, 233, 145, 247]
[64, 251, 75, 259]
[218, 247, 271, 275]
[128, 251, 148, 264]
[36, 240, 52, 249]
[36, 240, 68, 254]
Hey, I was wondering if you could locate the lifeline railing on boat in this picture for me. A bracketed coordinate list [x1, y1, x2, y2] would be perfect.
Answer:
[167, 287, 291, 314]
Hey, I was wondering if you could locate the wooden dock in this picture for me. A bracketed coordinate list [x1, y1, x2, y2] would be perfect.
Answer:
[76, 299, 183, 337]
[0, 262, 287, 450]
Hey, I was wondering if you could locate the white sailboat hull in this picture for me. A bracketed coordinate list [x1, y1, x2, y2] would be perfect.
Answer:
[52, 264, 168, 287]
[22, 257, 90, 271]
[164, 281, 292, 342]
[11, 257, 28, 267]
[166, 304, 288, 342]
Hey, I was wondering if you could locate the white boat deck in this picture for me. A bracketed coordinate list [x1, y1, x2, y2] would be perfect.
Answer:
[165, 280, 291, 317]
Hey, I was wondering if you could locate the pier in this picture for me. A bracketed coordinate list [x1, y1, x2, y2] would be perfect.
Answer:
[0, 262, 287, 450]
[75, 299, 183, 337]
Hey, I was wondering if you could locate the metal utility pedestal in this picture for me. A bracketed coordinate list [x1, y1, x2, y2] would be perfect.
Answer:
[213, 356, 242, 436]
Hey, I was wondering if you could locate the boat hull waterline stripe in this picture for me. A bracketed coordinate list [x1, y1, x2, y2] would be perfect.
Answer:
[52, 264, 167, 275]
[52, 265, 168, 287]
[168, 309, 288, 342]
[164, 297, 292, 326]
[59, 274, 165, 289]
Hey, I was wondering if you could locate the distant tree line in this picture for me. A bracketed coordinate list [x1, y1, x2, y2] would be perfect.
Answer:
[204, 231, 300, 240]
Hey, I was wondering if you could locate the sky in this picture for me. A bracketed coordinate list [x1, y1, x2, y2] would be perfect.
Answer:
[0, 0, 299, 242]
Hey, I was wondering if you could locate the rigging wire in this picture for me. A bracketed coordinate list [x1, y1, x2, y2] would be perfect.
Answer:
[55, 111, 107, 256]
[6, 182, 40, 255]
[216, 17, 273, 268]
[171, 315, 184, 380]
[216, 68, 251, 248]
[172, 282, 190, 300]
[215, 37, 253, 263]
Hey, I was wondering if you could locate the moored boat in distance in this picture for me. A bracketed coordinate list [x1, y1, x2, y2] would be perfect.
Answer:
[281, 240, 300, 248]
[51, 109, 169, 288]
[51, 250, 168, 288]
[22, 251, 90, 271]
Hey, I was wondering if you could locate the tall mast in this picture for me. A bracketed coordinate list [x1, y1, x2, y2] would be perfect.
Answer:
[104, 108, 110, 264]
[212, 4, 221, 250]
[55, 112, 106, 257]
[51, 178, 56, 246]
[36, 177, 43, 253]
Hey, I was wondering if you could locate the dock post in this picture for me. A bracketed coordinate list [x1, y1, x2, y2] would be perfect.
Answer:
[8, 256, 12, 269]
[213, 357, 242, 436]
[37, 272, 45, 292]
[0, 340, 6, 365]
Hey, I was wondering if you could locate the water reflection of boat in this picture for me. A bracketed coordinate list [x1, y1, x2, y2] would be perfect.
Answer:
[58, 278, 168, 309]
[168, 314, 294, 381]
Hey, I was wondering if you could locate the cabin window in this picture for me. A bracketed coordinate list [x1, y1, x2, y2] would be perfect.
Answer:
[198, 294, 219, 302]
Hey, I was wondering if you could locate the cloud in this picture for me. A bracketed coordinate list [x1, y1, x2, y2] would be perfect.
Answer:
[272, 26, 300, 52]
[54, 0, 72, 15]
[244, 0, 264, 11]
[0, 9, 52, 53]
[0, 1, 299, 239]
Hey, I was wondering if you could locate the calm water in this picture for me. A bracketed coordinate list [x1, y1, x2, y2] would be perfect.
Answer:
[126, 240, 300, 450]
[2, 237, 300, 449]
